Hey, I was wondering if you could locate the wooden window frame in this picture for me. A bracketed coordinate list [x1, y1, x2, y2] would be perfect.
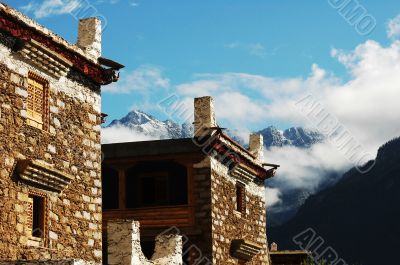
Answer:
[26, 191, 48, 246]
[26, 72, 49, 131]
[236, 182, 246, 215]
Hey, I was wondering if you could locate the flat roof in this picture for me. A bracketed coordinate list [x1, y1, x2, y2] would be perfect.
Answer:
[102, 138, 203, 159]
[270, 250, 310, 255]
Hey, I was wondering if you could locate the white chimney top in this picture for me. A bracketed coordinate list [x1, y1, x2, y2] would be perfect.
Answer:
[270, 242, 278, 252]
[193, 96, 217, 137]
[249, 133, 264, 161]
[77, 17, 102, 61]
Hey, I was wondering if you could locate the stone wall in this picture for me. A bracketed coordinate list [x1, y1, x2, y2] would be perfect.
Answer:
[0, 260, 96, 265]
[189, 162, 213, 264]
[107, 220, 182, 265]
[210, 158, 270, 265]
[0, 38, 102, 263]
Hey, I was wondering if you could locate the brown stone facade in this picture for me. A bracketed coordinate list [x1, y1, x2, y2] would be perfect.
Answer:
[188, 166, 213, 264]
[0, 59, 102, 262]
[101, 95, 277, 265]
[101, 142, 272, 265]
[210, 160, 269, 265]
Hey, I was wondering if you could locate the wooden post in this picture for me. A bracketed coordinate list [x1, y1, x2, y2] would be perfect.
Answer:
[118, 168, 126, 209]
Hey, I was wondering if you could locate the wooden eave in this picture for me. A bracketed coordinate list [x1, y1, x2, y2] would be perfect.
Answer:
[0, 4, 121, 85]
[203, 133, 276, 180]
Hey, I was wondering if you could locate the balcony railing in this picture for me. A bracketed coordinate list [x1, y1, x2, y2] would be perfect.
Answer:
[103, 205, 195, 228]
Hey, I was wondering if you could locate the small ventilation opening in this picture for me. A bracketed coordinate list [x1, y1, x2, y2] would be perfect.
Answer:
[236, 183, 246, 214]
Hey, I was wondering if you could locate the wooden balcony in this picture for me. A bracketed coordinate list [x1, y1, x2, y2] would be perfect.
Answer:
[103, 205, 195, 229]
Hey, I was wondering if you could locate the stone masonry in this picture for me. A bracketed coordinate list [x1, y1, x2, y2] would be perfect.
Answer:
[101, 96, 277, 264]
[210, 157, 269, 265]
[0, 3, 120, 264]
[0, 54, 102, 262]
[193, 96, 272, 264]
[107, 220, 183, 265]
[0, 260, 97, 265]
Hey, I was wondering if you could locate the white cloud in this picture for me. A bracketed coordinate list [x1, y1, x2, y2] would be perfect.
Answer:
[263, 142, 353, 209]
[172, 64, 337, 131]
[177, 39, 400, 157]
[103, 65, 170, 94]
[266, 143, 350, 189]
[101, 126, 159, 144]
[265, 187, 282, 208]
[175, 76, 269, 129]
[95, 0, 123, 4]
[322, 40, 400, 151]
[21, 0, 122, 18]
[129, 1, 139, 7]
[387, 14, 400, 39]
[225, 42, 267, 58]
[21, 0, 81, 19]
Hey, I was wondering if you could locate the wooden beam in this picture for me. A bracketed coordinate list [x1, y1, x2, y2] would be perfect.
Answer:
[103, 205, 194, 228]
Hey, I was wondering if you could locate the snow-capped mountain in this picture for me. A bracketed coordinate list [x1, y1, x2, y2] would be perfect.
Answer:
[106, 110, 192, 139]
[106, 110, 325, 148]
[259, 126, 325, 148]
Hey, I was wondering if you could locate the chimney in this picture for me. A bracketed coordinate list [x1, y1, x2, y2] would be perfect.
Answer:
[77, 17, 102, 60]
[249, 133, 264, 161]
[270, 242, 278, 252]
[193, 96, 217, 137]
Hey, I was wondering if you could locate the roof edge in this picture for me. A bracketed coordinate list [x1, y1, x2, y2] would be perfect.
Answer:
[0, 3, 95, 64]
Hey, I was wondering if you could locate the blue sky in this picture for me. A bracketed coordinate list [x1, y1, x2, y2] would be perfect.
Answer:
[4, 0, 400, 133]
[5, 0, 400, 207]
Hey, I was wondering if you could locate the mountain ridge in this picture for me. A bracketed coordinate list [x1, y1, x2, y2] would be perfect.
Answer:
[268, 137, 400, 265]
[106, 110, 325, 148]
[107, 110, 193, 139]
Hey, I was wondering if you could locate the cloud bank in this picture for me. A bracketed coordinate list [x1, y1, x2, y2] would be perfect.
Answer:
[102, 126, 159, 144]
[103, 65, 170, 94]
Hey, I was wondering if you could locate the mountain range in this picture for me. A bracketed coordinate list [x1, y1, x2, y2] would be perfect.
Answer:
[259, 126, 325, 148]
[268, 137, 400, 265]
[108, 110, 193, 139]
[106, 110, 325, 148]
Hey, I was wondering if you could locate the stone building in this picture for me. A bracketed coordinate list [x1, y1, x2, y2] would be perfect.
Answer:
[102, 96, 279, 264]
[0, 3, 122, 264]
[269, 243, 310, 265]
